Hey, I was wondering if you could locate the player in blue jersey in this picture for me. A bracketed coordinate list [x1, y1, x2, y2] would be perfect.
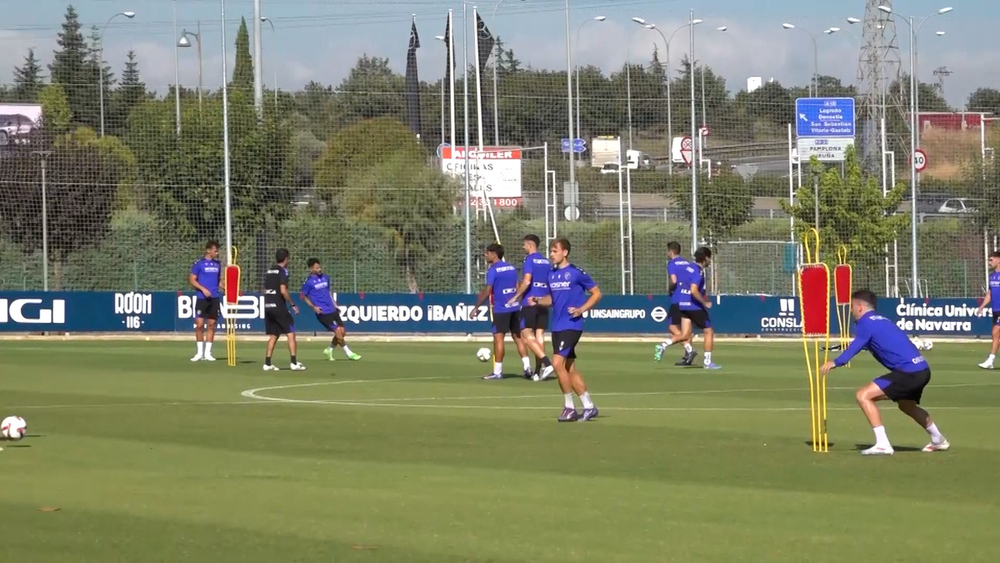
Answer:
[506, 234, 555, 381]
[974, 251, 1000, 369]
[474, 243, 532, 380]
[822, 289, 949, 455]
[654, 247, 720, 369]
[654, 241, 697, 366]
[188, 240, 224, 362]
[300, 258, 361, 362]
[527, 237, 602, 422]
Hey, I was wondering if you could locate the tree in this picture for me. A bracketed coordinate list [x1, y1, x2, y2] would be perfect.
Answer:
[12, 49, 45, 102]
[0, 138, 127, 288]
[231, 17, 254, 93]
[343, 152, 458, 292]
[49, 6, 95, 128]
[967, 87, 1000, 114]
[110, 50, 146, 136]
[332, 56, 406, 128]
[673, 172, 754, 242]
[315, 116, 426, 193]
[781, 146, 907, 284]
[38, 84, 72, 135]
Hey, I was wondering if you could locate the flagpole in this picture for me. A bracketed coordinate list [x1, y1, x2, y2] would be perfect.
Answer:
[462, 4, 472, 294]
[449, 10, 457, 152]
[473, 6, 485, 150]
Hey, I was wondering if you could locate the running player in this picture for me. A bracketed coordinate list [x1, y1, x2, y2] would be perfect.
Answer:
[506, 234, 555, 381]
[473, 243, 532, 380]
[528, 237, 601, 422]
[263, 248, 305, 371]
[189, 240, 223, 362]
[300, 258, 361, 362]
[821, 289, 949, 455]
[656, 246, 720, 369]
[974, 251, 1000, 369]
[654, 241, 697, 366]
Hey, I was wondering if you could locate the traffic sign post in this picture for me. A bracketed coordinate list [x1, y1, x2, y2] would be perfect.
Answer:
[560, 138, 587, 154]
[680, 136, 693, 166]
[795, 97, 856, 163]
[913, 148, 927, 172]
[699, 126, 710, 138]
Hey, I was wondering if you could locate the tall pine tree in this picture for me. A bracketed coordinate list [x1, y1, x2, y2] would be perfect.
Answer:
[12, 49, 45, 102]
[111, 50, 146, 136]
[49, 6, 93, 128]
[231, 17, 254, 93]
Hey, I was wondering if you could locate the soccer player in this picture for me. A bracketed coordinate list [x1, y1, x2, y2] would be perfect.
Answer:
[506, 234, 555, 381]
[528, 237, 601, 422]
[300, 258, 361, 362]
[188, 240, 223, 362]
[821, 289, 949, 455]
[263, 248, 305, 371]
[474, 243, 532, 379]
[654, 241, 697, 366]
[974, 251, 1000, 369]
[655, 247, 720, 369]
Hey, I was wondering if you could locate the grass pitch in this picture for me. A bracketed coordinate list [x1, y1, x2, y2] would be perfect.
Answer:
[1, 339, 999, 562]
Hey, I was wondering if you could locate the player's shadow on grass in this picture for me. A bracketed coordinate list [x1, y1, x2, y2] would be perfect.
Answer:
[853, 443, 922, 452]
[804, 440, 837, 449]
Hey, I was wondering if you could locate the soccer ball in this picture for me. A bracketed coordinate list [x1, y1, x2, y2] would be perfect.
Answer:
[923, 339, 934, 351]
[910, 338, 933, 351]
[476, 347, 492, 362]
[1, 416, 26, 441]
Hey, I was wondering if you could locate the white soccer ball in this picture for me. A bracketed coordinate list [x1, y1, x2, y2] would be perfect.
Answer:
[923, 339, 933, 351]
[1, 416, 27, 441]
[476, 347, 492, 362]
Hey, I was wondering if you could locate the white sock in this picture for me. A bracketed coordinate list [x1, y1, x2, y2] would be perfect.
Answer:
[196, 341, 204, 355]
[873, 425, 890, 447]
[660, 340, 673, 348]
[926, 423, 945, 443]
[989, 354, 996, 363]
[493, 361, 503, 375]
[205, 342, 213, 355]
[564, 393, 575, 409]
[343, 345, 354, 356]
[704, 352, 713, 364]
[580, 392, 594, 409]
[521, 356, 531, 371]
[683, 343, 694, 353]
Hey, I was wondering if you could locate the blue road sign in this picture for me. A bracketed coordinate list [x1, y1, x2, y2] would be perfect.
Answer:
[561, 138, 587, 153]
[795, 97, 855, 138]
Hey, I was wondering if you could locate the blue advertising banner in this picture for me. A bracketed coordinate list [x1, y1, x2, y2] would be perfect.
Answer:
[0, 291, 993, 336]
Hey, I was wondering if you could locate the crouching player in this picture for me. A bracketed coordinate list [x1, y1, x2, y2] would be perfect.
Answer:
[821, 289, 949, 455]
[300, 258, 361, 361]
[528, 237, 601, 422]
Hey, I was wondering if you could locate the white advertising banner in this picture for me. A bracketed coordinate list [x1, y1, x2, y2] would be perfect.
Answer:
[441, 146, 522, 206]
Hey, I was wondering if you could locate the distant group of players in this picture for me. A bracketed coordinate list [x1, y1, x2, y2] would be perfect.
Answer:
[185, 237, 965, 450]
[188, 241, 361, 371]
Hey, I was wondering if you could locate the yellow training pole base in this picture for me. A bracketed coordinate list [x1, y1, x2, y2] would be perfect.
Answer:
[226, 327, 237, 367]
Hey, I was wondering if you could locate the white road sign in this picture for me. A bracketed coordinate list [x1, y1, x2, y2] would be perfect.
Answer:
[913, 149, 928, 172]
[796, 137, 855, 162]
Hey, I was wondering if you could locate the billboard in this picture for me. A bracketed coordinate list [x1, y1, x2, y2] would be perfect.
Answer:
[0, 103, 42, 147]
[441, 146, 522, 208]
[0, 292, 994, 337]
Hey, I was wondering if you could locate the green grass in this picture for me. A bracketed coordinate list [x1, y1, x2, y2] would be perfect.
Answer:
[2, 340, 999, 561]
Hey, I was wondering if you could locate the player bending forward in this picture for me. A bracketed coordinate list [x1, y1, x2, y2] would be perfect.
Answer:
[974, 251, 1000, 369]
[654, 241, 696, 365]
[655, 247, 720, 369]
[821, 289, 949, 455]
[300, 258, 361, 362]
[474, 243, 534, 380]
[528, 237, 601, 422]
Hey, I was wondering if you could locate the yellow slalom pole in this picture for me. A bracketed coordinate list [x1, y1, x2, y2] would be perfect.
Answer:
[799, 228, 830, 452]
[226, 247, 240, 367]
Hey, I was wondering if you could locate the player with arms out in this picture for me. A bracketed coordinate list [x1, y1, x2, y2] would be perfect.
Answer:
[506, 234, 555, 381]
[654, 241, 697, 366]
[528, 237, 601, 421]
[189, 240, 224, 362]
[300, 258, 361, 362]
[656, 247, 720, 369]
[974, 251, 1000, 369]
[821, 289, 949, 455]
[474, 243, 532, 380]
[263, 248, 305, 371]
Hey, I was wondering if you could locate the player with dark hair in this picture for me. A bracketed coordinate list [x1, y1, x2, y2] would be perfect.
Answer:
[655, 241, 697, 366]
[300, 258, 361, 362]
[474, 243, 532, 379]
[822, 289, 949, 455]
[263, 248, 305, 371]
[974, 250, 1000, 369]
[506, 234, 555, 381]
[189, 240, 224, 362]
[528, 237, 602, 421]
[656, 246, 720, 369]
